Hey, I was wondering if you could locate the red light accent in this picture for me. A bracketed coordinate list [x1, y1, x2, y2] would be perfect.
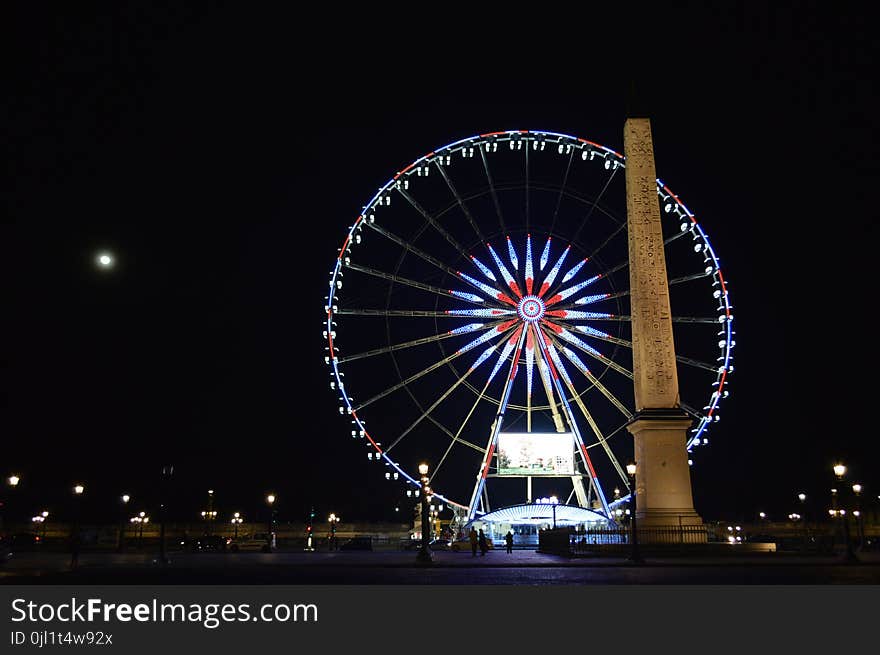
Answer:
[544, 294, 562, 307]
[540, 320, 562, 334]
[338, 235, 351, 260]
[483, 444, 496, 479]
[538, 282, 550, 297]
[496, 319, 518, 333]
[580, 444, 598, 478]
[525, 277, 534, 295]
[508, 282, 522, 299]
[544, 310, 568, 319]
[496, 293, 516, 306]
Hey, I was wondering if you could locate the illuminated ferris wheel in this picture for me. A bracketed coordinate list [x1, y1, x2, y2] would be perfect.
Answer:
[323, 130, 734, 520]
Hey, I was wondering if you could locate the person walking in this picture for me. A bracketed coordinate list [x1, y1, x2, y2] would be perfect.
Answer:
[469, 527, 478, 556]
[478, 528, 489, 556]
[505, 530, 514, 554]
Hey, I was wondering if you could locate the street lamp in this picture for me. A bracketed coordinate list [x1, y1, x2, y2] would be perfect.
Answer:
[70, 484, 84, 569]
[626, 463, 643, 564]
[231, 513, 243, 540]
[852, 484, 864, 549]
[7, 475, 20, 487]
[265, 494, 276, 553]
[117, 494, 131, 553]
[832, 464, 858, 563]
[549, 495, 559, 529]
[328, 513, 340, 551]
[797, 492, 808, 551]
[416, 463, 433, 564]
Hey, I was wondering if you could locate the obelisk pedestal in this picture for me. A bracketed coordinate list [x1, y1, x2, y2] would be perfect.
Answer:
[623, 117, 704, 536]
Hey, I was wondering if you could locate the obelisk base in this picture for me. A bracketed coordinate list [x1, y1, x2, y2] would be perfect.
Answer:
[627, 409, 705, 543]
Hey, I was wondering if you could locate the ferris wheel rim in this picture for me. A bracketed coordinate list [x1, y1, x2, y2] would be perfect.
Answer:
[324, 129, 734, 512]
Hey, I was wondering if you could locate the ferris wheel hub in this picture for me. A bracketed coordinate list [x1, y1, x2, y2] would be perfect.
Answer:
[517, 295, 545, 323]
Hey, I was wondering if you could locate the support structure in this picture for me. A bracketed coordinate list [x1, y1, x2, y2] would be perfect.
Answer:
[623, 118, 704, 535]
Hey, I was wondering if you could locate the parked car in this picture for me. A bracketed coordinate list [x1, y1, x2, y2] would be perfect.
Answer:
[429, 538, 452, 551]
[450, 536, 493, 552]
[339, 536, 372, 551]
[10, 532, 42, 551]
[190, 535, 227, 552]
[228, 533, 274, 553]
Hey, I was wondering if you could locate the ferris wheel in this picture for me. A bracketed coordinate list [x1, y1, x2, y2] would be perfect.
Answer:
[323, 130, 734, 521]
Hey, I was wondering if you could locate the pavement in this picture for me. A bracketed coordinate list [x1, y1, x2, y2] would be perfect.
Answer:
[3, 549, 880, 584]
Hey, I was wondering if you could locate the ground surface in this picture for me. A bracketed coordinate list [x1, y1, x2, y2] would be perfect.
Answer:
[2, 550, 879, 584]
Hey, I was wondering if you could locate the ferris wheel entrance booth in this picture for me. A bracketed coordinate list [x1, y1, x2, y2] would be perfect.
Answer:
[469, 501, 610, 548]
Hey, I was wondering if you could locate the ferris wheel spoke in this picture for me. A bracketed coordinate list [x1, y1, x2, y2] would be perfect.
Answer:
[551, 339, 633, 420]
[546, 324, 633, 382]
[434, 159, 487, 244]
[337, 321, 505, 364]
[364, 221, 503, 301]
[433, 376, 495, 479]
[384, 363, 483, 455]
[552, 347, 631, 487]
[336, 308, 513, 318]
[344, 261, 486, 304]
[396, 186, 472, 262]
[354, 320, 518, 413]
[680, 401, 707, 423]
[524, 140, 530, 231]
[478, 145, 507, 234]
[586, 222, 627, 262]
[537, 246, 571, 297]
[669, 270, 713, 286]
[672, 316, 723, 324]
[545, 273, 603, 307]
[549, 148, 575, 236]
[571, 166, 620, 243]
[534, 328, 612, 518]
[533, 334, 566, 433]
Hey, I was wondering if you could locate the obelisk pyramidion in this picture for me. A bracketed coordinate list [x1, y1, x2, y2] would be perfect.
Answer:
[624, 117, 704, 536]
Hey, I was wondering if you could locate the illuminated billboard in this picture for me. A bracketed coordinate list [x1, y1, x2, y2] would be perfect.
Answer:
[496, 432, 575, 475]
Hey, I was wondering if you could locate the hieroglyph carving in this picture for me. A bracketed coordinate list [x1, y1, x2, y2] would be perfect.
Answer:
[624, 118, 680, 410]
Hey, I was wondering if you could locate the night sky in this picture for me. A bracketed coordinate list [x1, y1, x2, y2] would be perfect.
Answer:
[4, 5, 877, 527]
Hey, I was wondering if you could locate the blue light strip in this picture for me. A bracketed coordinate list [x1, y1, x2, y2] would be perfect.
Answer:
[539, 237, 551, 271]
[506, 236, 519, 271]
[562, 258, 588, 284]
[470, 255, 497, 282]
[449, 290, 485, 303]
[553, 274, 602, 302]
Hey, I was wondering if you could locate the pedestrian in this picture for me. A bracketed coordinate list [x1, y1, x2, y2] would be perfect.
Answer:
[469, 527, 478, 556]
[478, 528, 489, 556]
[505, 530, 514, 554]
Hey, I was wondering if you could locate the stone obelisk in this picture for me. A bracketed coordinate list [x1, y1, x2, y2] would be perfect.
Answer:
[624, 117, 703, 533]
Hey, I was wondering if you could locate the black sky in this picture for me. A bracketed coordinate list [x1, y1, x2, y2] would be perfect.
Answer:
[4, 4, 878, 526]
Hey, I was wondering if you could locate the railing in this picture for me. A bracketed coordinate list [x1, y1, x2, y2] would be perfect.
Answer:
[572, 525, 709, 549]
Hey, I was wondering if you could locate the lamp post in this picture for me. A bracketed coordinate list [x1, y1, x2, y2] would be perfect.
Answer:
[416, 463, 433, 564]
[798, 493, 808, 552]
[117, 494, 130, 553]
[626, 463, 643, 564]
[231, 513, 243, 540]
[852, 484, 864, 549]
[70, 484, 84, 569]
[206, 490, 215, 536]
[304, 505, 315, 552]
[3, 474, 21, 529]
[833, 464, 858, 563]
[328, 513, 340, 551]
[265, 494, 276, 553]
[158, 465, 173, 565]
[549, 495, 559, 529]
